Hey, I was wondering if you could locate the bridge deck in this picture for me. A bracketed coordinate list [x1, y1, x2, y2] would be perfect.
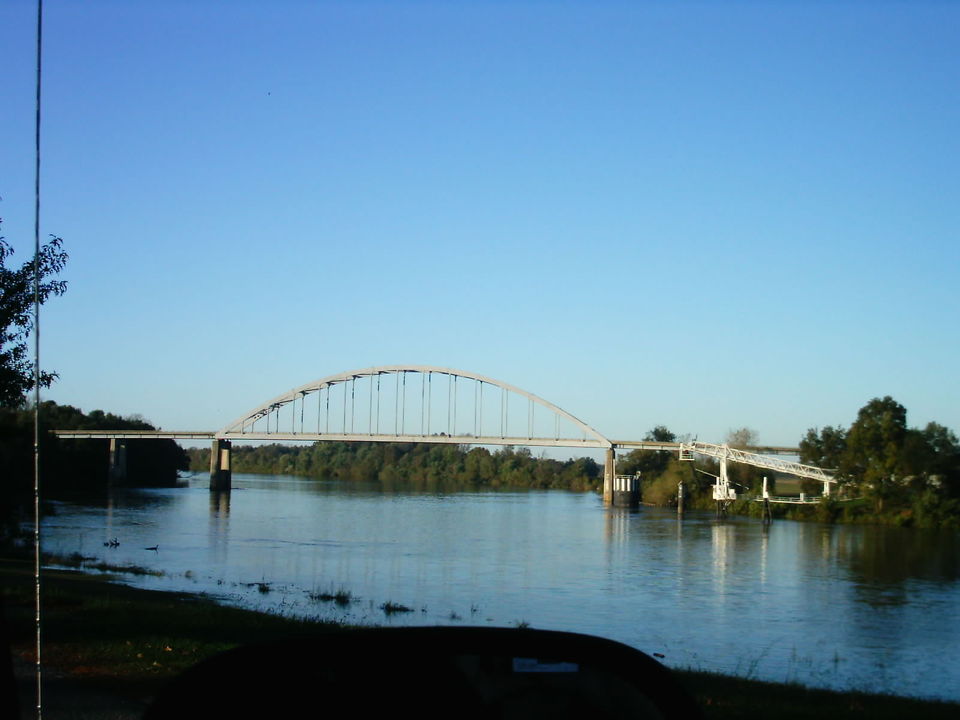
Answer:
[54, 430, 215, 440]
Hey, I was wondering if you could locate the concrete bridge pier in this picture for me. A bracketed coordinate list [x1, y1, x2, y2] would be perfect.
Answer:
[603, 448, 616, 505]
[209, 439, 232, 491]
[108, 438, 127, 484]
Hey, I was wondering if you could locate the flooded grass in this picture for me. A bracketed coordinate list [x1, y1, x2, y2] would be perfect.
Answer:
[309, 588, 354, 606]
[43, 551, 166, 577]
[380, 601, 413, 615]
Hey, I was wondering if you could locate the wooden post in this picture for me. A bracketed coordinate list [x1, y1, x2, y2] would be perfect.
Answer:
[762, 476, 772, 524]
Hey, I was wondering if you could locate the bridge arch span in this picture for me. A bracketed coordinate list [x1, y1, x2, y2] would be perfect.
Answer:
[217, 365, 612, 449]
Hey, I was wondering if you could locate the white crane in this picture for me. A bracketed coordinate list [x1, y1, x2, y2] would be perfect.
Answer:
[679, 441, 837, 509]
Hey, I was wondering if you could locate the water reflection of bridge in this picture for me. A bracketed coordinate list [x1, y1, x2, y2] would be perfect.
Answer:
[54, 364, 834, 504]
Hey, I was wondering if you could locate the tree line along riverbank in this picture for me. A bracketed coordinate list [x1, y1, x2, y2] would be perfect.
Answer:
[185, 394, 960, 530]
[0, 402, 190, 541]
[3, 557, 959, 719]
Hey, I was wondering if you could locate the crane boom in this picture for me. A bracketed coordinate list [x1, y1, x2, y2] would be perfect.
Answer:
[680, 441, 836, 498]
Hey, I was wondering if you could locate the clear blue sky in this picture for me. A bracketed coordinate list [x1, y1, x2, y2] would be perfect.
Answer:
[2, 1, 958, 448]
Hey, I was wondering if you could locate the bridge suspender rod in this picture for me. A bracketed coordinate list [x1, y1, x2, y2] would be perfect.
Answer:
[452, 375, 457, 436]
[478, 382, 483, 438]
[474, 381, 479, 437]
[504, 388, 508, 438]
[426, 372, 432, 435]
[369, 376, 374, 436]
[317, 387, 322, 434]
[401, 372, 406, 435]
[421, 372, 426, 435]
[300, 392, 305, 434]
[351, 377, 356, 434]
[500, 387, 506, 439]
[325, 386, 330, 434]
[376, 375, 381, 435]
[394, 372, 399, 436]
[528, 398, 533, 440]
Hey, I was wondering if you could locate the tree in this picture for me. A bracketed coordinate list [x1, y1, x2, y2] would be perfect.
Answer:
[726, 427, 758, 448]
[799, 425, 847, 470]
[841, 396, 908, 511]
[0, 218, 68, 407]
[617, 425, 677, 479]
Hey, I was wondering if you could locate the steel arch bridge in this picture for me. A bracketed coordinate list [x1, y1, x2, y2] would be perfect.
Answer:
[53, 363, 838, 503]
[216, 365, 613, 450]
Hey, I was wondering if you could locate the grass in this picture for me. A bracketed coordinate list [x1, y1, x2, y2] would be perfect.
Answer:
[2, 557, 959, 719]
[674, 669, 960, 720]
[379, 601, 413, 615]
[308, 588, 353, 607]
[44, 552, 166, 577]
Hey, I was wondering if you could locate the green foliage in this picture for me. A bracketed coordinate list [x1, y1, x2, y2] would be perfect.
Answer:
[841, 396, 908, 510]
[799, 425, 847, 470]
[1, 401, 189, 542]
[640, 458, 692, 506]
[617, 425, 677, 480]
[187, 441, 603, 491]
[797, 397, 960, 527]
[0, 221, 68, 407]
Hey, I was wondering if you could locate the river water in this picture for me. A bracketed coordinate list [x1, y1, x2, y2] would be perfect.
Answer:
[41, 473, 960, 701]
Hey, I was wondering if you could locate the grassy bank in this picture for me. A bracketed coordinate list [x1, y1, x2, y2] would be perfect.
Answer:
[3, 558, 958, 719]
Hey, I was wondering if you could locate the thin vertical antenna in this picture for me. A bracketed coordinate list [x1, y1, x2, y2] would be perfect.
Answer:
[32, 2, 45, 717]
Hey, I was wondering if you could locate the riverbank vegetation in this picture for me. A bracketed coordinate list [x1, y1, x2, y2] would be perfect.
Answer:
[187, 441, 603, 491]
[185, 395, 960, 529]
[3, 559, 958, 719]
[0, 401, 189, 542]
[615, 400, 960, 530]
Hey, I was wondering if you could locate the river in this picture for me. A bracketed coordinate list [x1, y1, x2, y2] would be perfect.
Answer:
[40, 473, 960, 701]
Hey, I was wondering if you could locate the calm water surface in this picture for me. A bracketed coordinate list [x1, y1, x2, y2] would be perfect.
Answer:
[41, 474, 960, 701]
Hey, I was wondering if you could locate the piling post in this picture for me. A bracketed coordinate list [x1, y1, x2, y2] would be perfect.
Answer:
[209, 439, 232, 491]
[762, 476, 772, 524]
[677, 480, 684, 516]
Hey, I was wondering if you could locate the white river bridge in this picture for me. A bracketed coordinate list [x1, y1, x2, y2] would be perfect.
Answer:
[55, 364, 836, 506]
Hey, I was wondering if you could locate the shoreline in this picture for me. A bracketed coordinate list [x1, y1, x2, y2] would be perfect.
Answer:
[3, 557, 959, 719]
